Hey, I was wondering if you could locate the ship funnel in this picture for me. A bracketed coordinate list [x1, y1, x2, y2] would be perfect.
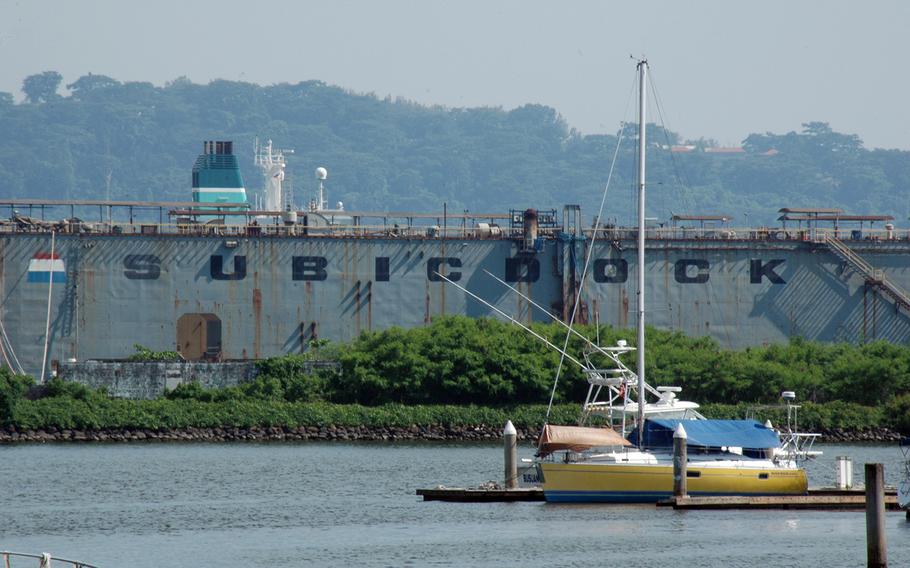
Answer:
[192, 140, 246, 205]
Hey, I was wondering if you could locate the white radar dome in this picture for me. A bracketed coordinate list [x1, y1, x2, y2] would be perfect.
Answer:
[315, 167, 328, 180]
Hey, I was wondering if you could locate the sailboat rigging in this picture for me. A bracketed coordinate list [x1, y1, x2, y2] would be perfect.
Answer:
[443, 59, 819, 502]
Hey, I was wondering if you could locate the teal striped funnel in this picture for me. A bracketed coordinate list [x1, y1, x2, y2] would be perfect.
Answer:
[192, 141, 247, 204]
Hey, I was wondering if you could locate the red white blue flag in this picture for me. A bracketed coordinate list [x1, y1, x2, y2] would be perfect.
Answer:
[28, 252, 66, 283]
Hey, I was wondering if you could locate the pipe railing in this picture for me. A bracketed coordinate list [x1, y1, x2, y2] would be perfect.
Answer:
[0, 221, 525, 240]
[587, 226, 909, 243]
[0, 551, 98, 568]
[2, 218, 910, 243]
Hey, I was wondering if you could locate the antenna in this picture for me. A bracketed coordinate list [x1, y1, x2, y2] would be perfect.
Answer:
[256, 139, 291, 211]
[315, 167, 328, 211]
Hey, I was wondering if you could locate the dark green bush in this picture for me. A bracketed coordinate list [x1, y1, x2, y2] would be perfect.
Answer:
[5, 317, 910, 433]
[128, 344, 182, 362]
[0, 368, 34, 425]
[884, 393, 910, 433]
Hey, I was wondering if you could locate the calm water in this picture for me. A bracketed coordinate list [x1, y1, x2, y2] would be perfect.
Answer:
[1, 441, 908, 567]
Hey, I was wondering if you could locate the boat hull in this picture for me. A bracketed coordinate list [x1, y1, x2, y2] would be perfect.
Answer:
[539, 462, 808, 503]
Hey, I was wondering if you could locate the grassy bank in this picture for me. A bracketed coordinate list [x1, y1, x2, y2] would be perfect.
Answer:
[3, 316, 910, 435]
[3, 396, 901, 434]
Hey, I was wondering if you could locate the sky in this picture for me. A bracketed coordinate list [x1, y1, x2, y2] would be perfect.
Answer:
[1, 0, 908, 149]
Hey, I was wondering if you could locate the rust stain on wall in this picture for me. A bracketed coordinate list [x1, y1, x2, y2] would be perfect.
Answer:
[253, 287, 262, 358]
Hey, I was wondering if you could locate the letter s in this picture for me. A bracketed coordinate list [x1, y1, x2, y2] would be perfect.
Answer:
[124, 254, 161, 280]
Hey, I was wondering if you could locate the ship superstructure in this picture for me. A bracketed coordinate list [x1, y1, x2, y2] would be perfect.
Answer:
[254, 138, 292, 212]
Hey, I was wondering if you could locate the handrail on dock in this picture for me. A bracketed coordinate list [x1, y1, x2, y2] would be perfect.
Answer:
[0, 551, 98, 568]
[2, 206, 910, 243]
[824, 235, 910, 311]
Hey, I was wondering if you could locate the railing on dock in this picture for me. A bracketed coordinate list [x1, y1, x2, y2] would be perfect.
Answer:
[2, 198, 910, 243]
[825, 235, 910, 312]
[0, 551, 98, 568]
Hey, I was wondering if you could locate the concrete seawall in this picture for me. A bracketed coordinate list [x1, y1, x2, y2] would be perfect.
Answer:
[57, 361, 261, 399]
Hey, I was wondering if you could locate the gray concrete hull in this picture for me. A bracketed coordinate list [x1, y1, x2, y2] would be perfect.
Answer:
[2, 233, 908, 378]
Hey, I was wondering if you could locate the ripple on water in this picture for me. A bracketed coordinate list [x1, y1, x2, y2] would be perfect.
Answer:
[0, 441, 907, 567]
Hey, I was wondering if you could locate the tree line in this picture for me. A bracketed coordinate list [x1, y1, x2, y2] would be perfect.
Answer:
[1, 72, 908, 225]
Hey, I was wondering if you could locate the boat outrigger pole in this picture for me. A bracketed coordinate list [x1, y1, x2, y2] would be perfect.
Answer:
[636, 58, 648, 443]
[432, 271, 585, 369]
[480, 269, 627, 362]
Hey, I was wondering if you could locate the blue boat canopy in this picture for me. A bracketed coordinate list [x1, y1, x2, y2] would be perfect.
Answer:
[629, 419, 780, 450]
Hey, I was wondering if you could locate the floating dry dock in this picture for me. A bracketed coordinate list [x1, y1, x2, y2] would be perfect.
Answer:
[416, 487, 901, 509]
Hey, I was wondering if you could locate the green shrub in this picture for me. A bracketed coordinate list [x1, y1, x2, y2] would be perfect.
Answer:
[155, 318, 910, 410]
[884, 393, 910, 433]
[43, 377, 105, 401]
[5, 317, 910, 433]
[165, 381, 210, 401]
[128, 344, 182, 362]
[0, 368, 34, 425]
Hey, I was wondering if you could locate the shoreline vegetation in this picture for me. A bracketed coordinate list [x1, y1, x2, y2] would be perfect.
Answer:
[2, 317, 909, 443]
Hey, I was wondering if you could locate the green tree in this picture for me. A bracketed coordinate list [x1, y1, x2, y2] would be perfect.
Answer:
[0, 368, 34, 425]
[22, 71, 63, 103]
[66, 73, 120, 99]
[0, 72, 907, 224]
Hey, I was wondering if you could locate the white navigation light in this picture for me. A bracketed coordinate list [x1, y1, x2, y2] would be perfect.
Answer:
[316, 167, 328, 180]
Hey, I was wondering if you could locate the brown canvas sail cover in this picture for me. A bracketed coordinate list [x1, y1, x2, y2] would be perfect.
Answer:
[537, 424, 631, 457]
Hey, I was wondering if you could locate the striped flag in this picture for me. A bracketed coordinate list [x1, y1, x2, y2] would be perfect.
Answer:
[28, 252, 66, 283]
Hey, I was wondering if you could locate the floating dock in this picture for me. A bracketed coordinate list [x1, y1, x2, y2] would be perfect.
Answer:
[416, 487, 543, 502]
[416, 486, 901, 509]
[658, 491, 901, 511]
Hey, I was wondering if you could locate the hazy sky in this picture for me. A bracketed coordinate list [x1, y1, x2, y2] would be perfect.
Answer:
[2, 0, 908, 149]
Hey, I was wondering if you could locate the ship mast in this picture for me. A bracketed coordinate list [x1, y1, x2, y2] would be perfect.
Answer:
[255, 138, 292, 212]
[636, 59, 648, 440]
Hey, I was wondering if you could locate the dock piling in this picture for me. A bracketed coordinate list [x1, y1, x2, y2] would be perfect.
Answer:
[865, 463, 887, 568]
[836, 456, 854, 489]
[673, 423, 688, 499]
[503, 420, 517, 489]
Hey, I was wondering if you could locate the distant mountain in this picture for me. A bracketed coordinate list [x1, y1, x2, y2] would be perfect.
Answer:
[1, 72, 908, 226]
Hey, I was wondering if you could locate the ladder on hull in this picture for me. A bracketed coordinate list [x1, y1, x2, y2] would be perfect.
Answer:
[825, 235, 910, 312]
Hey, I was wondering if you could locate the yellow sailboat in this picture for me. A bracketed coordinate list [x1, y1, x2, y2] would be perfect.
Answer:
[536, 60, 816, 503]
[537, 421, 809, 503]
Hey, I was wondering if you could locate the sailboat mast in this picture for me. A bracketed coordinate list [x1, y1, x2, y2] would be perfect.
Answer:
[636, 59, 648, 437]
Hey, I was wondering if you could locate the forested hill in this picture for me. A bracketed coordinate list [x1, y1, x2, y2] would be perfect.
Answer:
[1, 71, 909, 225]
